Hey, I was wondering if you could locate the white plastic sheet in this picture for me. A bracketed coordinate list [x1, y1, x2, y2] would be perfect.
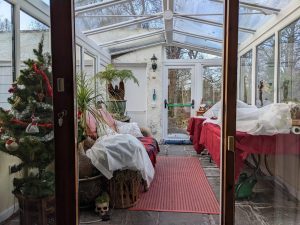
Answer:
[86, 134, 155, 187]
[204, 101, 292, 135]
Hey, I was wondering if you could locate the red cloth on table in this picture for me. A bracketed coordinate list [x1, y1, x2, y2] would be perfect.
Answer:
[200, 122, 300, 179]
[187, 117, 206, 153]
[137, 136, 160, 167]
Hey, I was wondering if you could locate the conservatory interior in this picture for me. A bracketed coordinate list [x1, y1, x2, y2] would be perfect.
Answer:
[0, 0, 300, 225]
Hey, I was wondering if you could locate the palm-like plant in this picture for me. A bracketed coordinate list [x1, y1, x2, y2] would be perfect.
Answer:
[95, 64, 139, 100]
[77, 74, 105, 140]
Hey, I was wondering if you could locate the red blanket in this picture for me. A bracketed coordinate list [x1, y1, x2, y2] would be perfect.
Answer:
[200, 122, 300, 179]
[188, 117, 300, 179]
[187, 117, 206, 153]
[137, 136, 160, 167]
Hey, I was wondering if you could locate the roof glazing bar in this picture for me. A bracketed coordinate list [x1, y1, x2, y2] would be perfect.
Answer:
[83, 14, 162, 35]
[210, 0, 280, 15]
[171, 41, 222, 56]
[75, 0, 129, 14]
[111, 41, 166, 55]
[174, 30, 223, 43]
[99, 29, 164, 47]
[163, 0, 174, 44]
[176, 15, 255, 34]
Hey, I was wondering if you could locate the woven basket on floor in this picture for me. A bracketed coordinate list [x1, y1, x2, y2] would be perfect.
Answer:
[109, 170, 142, 209]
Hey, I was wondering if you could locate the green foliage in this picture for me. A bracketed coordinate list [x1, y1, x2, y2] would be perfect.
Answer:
[95, 64, 139, 85]
[76, 73, 105, 139]
[0, 37, 54, 198]
[95, 192, 110, 204]
[95, 64, 138, 101]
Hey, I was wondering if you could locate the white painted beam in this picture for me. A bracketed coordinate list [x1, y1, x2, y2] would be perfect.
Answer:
[83, 14, 162, 35]
[99, 29, 164, 47]
[110, 42, 165, 55]
[163, 0, 174, 44]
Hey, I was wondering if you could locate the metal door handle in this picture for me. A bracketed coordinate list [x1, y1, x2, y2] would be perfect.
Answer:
[191, 99, 195, 109]
[164, 99, 168, 108]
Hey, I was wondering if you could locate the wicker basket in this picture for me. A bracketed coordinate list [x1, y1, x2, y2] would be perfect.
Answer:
[15, 193, 55, 225]
[109, 170, 142, 209]
[79, 174, 106, 208]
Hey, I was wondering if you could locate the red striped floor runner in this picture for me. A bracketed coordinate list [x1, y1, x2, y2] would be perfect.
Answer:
[130, 156, 220, 214]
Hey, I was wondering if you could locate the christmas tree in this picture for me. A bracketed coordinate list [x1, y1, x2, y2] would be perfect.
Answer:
[0, 37, 55, 198]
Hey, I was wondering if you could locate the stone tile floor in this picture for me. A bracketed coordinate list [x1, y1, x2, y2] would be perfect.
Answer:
[2, 145, 300, 225]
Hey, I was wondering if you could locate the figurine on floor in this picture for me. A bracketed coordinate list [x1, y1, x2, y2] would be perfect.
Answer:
[95, 192, 110, 221]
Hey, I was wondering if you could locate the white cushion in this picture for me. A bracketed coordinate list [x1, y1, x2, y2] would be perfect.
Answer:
[115, 120, 143, 137]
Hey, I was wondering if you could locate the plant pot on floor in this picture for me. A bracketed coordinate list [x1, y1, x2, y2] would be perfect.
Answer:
[15, 192, 56, 225]
[106, 100, 127, 116]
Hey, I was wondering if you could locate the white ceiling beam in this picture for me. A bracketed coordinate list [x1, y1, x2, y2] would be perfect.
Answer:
[75, 0, 129, 14]
[171, 41, 222, 57]
[110, 41, 166, 55]
[83, 14, 162, 35]
[174, 30, 223, 43]
[210, 0, 280, 15]
[98, 29, 164, 47]
[176, 15, 256, 34]
[163, 0, 174, 44]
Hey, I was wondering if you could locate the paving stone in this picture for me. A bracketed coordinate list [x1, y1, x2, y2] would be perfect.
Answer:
[158, 212, 211, 225]
[3, 145, 300, 225]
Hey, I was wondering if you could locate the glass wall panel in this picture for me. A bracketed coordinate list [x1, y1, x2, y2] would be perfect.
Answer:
[83, 52, 96, 78]
[202, 66, 222, 107]
[255, 35, 275, 107]
[239, 50, 252, 104]
[0, 1, 13, 110]
[76, 44, 82, 74]
[20, 11, 50, 69]
[279, 18, 300, 103]
[1, 4, 55, 224]
[236, 11, 300, 225]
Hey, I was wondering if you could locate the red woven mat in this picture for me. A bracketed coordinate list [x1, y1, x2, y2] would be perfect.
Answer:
[130, 156, 220, 214]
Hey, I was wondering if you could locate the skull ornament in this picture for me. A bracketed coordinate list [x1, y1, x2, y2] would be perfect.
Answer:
[95, 201, 109, 216]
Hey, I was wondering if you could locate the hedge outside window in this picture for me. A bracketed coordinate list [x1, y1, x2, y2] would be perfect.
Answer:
[279, 18, 300, 103]
[256, 35, 275, 107]
[239, 50, 252, 105]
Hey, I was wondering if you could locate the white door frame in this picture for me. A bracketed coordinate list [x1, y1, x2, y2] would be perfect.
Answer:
[162, 64, 196, 140]
[162, 60, 222, 140]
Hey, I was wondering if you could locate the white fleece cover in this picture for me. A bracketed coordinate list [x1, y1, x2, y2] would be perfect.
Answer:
[204, 101, 292, 135]
[86, 134, 155, 187]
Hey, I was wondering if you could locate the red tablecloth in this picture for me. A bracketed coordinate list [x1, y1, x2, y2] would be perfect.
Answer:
[187, 117, 206, 153]
[199, 122, 300, 179]
[188, 117, 300, 179]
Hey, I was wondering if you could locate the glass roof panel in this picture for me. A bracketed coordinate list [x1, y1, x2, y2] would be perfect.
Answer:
[85, 18, 163, 44]
[174, 17, 223, 40]
[108, 33, 165, 54]
[75, 0, 162, 30]
[175, 0, 223, 15]
[173, 32, 222, 50]
[240, 0, 292, 9]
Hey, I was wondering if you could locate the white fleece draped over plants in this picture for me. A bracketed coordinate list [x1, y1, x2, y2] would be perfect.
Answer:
[204, 101, 292, 135]
[86, 134, 155, 187]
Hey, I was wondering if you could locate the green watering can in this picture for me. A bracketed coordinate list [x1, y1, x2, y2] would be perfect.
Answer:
[235, 172, 257, 200]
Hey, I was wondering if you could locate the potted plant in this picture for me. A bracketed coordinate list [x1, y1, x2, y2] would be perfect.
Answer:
[95, 64, 139, 118]
[76, 74, 107, 208]
[0, 38, 55, 225]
